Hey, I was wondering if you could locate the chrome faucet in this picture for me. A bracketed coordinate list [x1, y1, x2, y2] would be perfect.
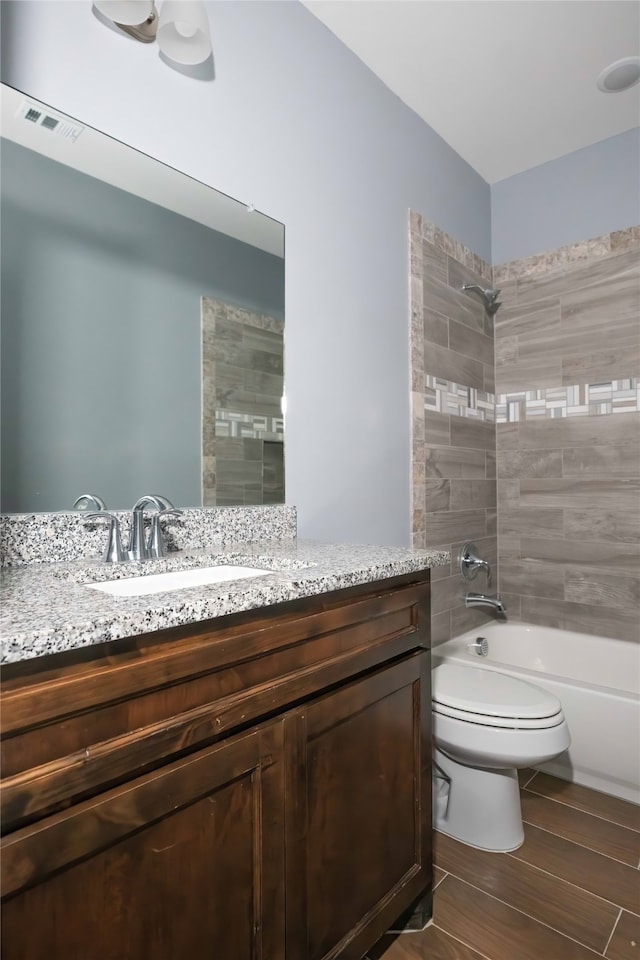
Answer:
[128, 495, 182, 561]
[128, 495, 166, 561]
[73, 493, 107, 511]
[465, 593, 507, 621]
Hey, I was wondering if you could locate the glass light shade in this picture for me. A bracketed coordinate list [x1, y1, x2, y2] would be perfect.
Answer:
[94, 1, 154, 25]
[157, 0, 212, 65]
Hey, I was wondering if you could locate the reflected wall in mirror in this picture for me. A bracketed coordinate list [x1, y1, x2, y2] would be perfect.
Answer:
[0, 84, 285, 513]
[201, 296, 284, 507]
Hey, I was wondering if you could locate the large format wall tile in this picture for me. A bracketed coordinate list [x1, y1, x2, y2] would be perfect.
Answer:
[424, 341, 485, 390]
[521, 596, 639, 642]
[514, 248, 640, 305]
[449, 319, 495, 367]
[562, 443, 640, 477]
[520, 537, 640, 568]
[494, 358, 564, 392]
[495, 232, 640, 641]
[564, 508, 640, 543]
[518, 477, 640, 511]
[450, 418, 495, 451]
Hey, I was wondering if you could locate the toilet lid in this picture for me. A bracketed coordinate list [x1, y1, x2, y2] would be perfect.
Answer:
[432, 663, 563, 720]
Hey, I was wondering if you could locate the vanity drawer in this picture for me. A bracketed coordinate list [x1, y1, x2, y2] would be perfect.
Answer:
[1, 574, 430, 832]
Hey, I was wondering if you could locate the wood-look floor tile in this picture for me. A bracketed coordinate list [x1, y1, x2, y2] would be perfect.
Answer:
[434, 874, 600, 960]
[511, 824, 640, 917]
[605, 911, 640, 960]
[517, 768, 536, 788]
[433, 866, 447, 889]
[370, 924, 487, 960]
[526, 773, 640, 833]
[434, 830, 618, 953]
[521, 791, 640, 866]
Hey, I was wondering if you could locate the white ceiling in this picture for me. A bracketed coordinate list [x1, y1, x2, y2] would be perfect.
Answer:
[301, 0, 640, 183]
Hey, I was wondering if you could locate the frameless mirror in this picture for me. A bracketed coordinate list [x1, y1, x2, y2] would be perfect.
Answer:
[0, 83, 285, 513]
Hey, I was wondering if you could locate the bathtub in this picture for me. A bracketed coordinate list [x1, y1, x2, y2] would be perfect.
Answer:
[433, 623, 640, 804]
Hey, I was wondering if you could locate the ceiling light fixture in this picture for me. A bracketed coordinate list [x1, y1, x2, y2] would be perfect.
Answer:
[94, 0, 212, 65]
[596, 56, 640, 94]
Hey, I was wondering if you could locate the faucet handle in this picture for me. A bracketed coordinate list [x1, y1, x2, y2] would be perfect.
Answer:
[460, 542, 491, 583]
[147, 508, 183, 559]
[84, 512, 125, 563]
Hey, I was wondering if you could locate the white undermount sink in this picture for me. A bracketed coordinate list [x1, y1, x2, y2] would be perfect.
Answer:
[86, 565, 272, 597]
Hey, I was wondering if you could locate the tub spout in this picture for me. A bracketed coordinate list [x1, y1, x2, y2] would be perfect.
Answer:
[465, 593, 507, 621]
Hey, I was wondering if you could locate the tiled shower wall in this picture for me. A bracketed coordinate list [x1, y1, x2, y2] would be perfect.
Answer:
[493, 228, 640, 642]
[410, 214, 498, 646]
[202, 297, 284, 507]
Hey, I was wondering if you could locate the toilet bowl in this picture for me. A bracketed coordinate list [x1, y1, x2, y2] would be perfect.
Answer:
[432, 663, 570, 852]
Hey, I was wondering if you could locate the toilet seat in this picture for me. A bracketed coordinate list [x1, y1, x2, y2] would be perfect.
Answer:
[432, 664, 565, 729]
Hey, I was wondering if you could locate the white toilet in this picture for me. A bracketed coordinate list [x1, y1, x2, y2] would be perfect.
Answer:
[432, 663, 570, 852]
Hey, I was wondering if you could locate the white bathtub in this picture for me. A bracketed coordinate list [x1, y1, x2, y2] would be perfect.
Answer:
[433, 622, 640, 804]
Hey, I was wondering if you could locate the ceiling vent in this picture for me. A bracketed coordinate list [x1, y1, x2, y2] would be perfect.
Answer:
[596, 57, 640, 94]
[17, 100, 85, 142]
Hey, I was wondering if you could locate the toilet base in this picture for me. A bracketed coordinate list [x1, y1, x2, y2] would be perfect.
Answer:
[434, 748, 524, 852]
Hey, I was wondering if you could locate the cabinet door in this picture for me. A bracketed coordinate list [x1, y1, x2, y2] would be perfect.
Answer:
[1, 722, 285, 960]
[285, 652, 431, 960]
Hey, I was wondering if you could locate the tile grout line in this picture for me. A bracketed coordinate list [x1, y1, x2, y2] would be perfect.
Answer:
[520, 771, 538, 789]
[433, 870, 448, 890]
[503, 847, 632, 913]
[435, 870, 606, 956]
[522, 786, 640, 835]
[602, 908, 623, 957]
[520, 817, 640, 869]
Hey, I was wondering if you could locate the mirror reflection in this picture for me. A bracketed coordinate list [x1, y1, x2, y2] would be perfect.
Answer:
[0, 83, 285, 513]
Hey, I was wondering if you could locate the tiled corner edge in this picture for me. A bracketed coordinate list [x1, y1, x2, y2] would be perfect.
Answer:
[420, 217, 492, 282]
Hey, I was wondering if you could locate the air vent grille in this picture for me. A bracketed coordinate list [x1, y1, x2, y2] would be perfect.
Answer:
[17, 101, 84, 143]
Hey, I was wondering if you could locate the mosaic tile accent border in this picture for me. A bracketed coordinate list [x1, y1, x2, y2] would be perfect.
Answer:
[424, 374, 495, 421]
[493, 225, 640, 283]
[496, 379, 639, 422]
[215, 411, 284, 441]
[421, 375, 640, 423]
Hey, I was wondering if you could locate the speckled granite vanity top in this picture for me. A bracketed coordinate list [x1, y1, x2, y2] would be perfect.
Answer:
[1, 537, 448, 664]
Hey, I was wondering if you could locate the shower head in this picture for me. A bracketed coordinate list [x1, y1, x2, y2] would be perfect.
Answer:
[461, 284, 502, 315]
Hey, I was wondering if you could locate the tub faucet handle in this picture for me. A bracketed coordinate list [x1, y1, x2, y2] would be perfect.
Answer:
[460, 542, 491, 583]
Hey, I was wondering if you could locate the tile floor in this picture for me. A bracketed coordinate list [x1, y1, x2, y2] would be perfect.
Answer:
[371, 770, 640, 960]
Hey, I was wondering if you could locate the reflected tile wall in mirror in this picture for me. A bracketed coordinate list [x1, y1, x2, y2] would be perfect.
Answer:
[201, 297, 284, 506]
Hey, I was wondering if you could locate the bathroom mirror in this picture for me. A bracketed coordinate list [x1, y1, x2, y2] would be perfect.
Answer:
[0, 83, 285, 513]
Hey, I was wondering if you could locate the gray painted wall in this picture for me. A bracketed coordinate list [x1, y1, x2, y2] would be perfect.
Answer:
[0, 0, 491, 545]
[1, 138, 284, 512]
[491, 128, 640, 264]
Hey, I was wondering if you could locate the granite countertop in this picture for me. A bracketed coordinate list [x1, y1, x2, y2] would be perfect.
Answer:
[0, 539, 448, 664]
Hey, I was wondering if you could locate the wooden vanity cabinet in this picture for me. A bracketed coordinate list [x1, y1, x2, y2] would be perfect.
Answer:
[0, 572, 432, 960]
